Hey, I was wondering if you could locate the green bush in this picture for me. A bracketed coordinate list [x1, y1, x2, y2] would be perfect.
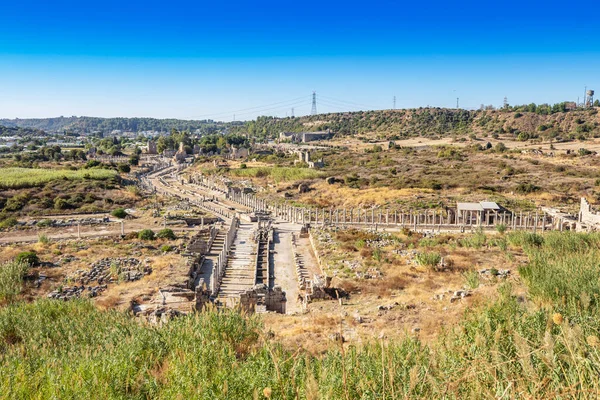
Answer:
[36, 219, 53, 228]
[157, 228, 176, 240]
[415, 251, 441, 270]
[459, 230, 487, 249]
[462, 269, 480, 289]
[111, 208, 128, 219]
[160, 244, 174, 253]
[53, 197, 69, 210]
[117, 164, 131, 173]
[0, 217, 18, 229]
[138, 229, 155, 241]
[496, 223, 507, 234]
[15, 251, 39, 267]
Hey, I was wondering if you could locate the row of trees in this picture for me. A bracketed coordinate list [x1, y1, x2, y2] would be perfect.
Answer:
[501, 101, 600, 115]
[155, 130, 249, 155]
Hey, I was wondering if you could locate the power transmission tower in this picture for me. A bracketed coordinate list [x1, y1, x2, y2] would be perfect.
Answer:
[456, 98, 459, 109]
[311, 91, 317, 115]
[393, 96, 396, 110]
[291, 107, 295, 118]
[503, 97, 508, 109]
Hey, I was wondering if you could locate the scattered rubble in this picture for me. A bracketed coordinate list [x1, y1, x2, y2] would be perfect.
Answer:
[479, 268, 510, 278]
[47, 257, 151, 301]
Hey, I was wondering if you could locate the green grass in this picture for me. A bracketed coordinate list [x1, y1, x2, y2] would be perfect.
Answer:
[0, 260, 28, 303]
[3, 232, 600, 398]
[230, 166, 324, 182]
[415, 251, 441, 270]
[0, 168, 117, 189]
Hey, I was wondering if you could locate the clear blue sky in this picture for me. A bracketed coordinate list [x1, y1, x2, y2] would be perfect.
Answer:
[0, 0, 598, 121]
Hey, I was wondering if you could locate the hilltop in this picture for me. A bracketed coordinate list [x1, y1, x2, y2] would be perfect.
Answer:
[242, 106, 600, 142]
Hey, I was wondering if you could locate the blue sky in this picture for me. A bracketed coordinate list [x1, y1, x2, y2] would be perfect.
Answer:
[0, 0, 598, 120]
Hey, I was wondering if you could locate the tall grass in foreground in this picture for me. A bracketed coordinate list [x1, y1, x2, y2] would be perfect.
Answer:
[2, 232, 600, 398]
[0, 261, 28, 303]
[0, 167, 117, 189]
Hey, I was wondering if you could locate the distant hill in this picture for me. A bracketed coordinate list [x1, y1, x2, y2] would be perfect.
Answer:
[0, 116, 241, 135]
[240, 107, 600, 142]
[0, 125, 46, 137]
[4, 106, 599, 142]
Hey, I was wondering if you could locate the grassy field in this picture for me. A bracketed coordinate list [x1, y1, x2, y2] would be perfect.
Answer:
[2, 231, 600, 398]
[0, 167, 117, 189]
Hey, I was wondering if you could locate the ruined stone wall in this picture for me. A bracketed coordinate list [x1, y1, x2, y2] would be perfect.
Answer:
[580, 198, 600, 227]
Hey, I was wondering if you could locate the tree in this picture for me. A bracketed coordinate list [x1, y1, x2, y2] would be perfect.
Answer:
[129, 154, 139, 166]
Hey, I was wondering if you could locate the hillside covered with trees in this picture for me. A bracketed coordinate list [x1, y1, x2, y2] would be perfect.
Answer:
[238, 105, 600, 142]
[0, 116, 242, 135]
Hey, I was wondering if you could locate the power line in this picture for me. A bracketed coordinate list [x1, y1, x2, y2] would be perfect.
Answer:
[190, 96, 308, 119]
[317, 99, 363, 112]
[318, 94, 379, 110]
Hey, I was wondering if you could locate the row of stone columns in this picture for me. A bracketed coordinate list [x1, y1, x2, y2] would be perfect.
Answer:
[228, 189, 555, 231]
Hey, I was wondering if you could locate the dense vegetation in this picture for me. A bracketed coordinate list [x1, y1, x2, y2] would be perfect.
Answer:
[0, 125, 46, 137]
[2, 231, 600, 398]
[0, 117, 242, 135]
[237, 107, 600, 142]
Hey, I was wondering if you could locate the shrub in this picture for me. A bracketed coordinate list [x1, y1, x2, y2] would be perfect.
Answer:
[157, 228, 176, 240]
[0, 260, 29, 302]
[463, 269, 480, 289]
[515, 182, 540, 194]
[15, 251, 39, 267]
[38, 234, 50, 244]
[111, 208, 128, 219]
[36, 219, 53, 228]
[117, 164, 131, 173]
[496, 223, 507, 234]
[160, 244, 174, 253]
[53, 198, 69, 210]
[415, 251, 441, 270]
[138, 229, 155, 241]
[459, 230, 487, 249]
[0, 217, 18, 229]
